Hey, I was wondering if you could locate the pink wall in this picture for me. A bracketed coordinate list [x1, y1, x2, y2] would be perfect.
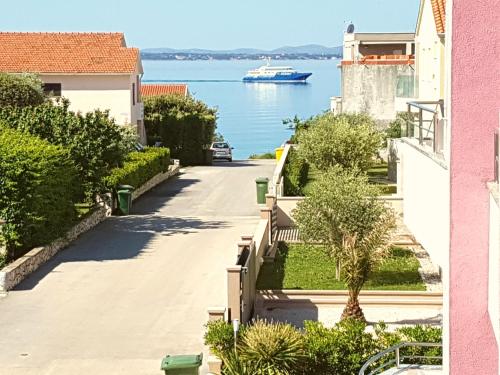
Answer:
[449, 0, 500, 373]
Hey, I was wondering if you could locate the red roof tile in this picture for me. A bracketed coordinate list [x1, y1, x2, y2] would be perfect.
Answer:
[0, 32, 140, 74]
[141, 84, 188, 97]
[431, 0, 446, 33]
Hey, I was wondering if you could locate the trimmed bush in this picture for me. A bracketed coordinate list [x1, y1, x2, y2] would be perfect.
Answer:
[103, 147, 170, 190]
[296, 112, 383, 173]
[0, 73, 45, 107]
[283, 149, 309, 196]
[0, 99, 131, 201]
[303, 319, 379, 375]
[144, 94, 216, 165]
[0, 125, 79, 259]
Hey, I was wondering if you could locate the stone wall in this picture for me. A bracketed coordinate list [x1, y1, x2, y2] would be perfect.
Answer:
[341, 64, 415, 124]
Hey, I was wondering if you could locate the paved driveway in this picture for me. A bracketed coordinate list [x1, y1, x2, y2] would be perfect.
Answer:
[0, 160, 274, 375]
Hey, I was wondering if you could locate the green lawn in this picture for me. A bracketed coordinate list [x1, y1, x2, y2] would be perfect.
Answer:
[256, 243, 425, 291]
[301, 162, 397, 196]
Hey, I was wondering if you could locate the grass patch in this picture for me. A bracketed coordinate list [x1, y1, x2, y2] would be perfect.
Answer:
[300, 162, 396, 196]
[256, 243, 425, 291]
[249, 152, 275, 159]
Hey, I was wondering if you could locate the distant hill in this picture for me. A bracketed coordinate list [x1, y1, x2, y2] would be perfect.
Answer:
[141, 45, 343, 60]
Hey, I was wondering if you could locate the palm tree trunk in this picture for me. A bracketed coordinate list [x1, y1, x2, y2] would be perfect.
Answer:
[341, 289, 365, 322]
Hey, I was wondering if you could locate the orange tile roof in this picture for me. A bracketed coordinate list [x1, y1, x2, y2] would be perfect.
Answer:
[431, 0, 446, 33]
[0, 32, 140, 74]
[141, 84, 189, 97]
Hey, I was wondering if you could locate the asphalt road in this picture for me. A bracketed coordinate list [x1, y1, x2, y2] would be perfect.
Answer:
[0, 160, 275, 375]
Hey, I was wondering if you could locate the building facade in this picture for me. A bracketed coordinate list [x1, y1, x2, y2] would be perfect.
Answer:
[334, 32, 415, 125]
[0, 32, 145, 143]
[397, 0, 500, 372]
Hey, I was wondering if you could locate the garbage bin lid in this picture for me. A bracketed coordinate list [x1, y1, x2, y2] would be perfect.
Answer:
[161, 353, 203, 370]
[255, 177, 269, 183]
[117, 184, 134, 191]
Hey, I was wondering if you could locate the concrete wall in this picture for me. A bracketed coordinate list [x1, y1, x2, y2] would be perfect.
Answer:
[488, 186, 500, 345]
[40, 74, 141, 126]
[415, 0, 445, 101]
[341, 64, 415, 123]
[399, 139, 449, 270]
[448, 0, 500, 371]
[277, 197, 304, 227]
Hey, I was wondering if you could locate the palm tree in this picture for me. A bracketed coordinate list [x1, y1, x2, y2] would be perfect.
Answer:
[293, 167, 396, 321]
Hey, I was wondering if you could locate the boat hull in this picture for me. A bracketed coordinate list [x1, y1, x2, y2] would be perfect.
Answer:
[243, 72, 312, 83]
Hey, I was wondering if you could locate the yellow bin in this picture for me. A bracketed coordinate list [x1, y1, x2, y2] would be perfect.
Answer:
[275, 147, 284, 162]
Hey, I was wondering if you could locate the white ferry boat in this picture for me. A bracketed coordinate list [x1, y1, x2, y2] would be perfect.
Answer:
[243, 61, 312, 83]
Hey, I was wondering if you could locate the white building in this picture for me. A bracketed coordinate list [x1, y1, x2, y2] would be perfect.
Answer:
[0, 32, 145, 143]
[333, 32, 416, 124]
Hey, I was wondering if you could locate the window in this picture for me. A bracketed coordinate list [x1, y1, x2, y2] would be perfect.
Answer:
[136, 76, 141, 102]
[132, 83, 136, 105]
[43, 83, 61, 97]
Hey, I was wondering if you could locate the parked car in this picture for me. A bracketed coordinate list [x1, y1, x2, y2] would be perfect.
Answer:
[210, 142, 233, 162]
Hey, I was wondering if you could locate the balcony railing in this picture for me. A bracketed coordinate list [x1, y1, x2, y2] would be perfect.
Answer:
[404, 100, 445, 154]
[359, 342, 443, 375]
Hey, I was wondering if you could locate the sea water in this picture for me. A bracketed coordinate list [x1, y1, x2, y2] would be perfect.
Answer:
[142, 59, 341, 159]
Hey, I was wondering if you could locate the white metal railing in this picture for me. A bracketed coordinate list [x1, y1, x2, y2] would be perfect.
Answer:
[359, 342, 442, 375]
[405, 100, 445, 154]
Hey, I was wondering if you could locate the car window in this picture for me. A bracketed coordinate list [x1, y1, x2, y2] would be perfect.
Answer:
[213, 143, 229, 149]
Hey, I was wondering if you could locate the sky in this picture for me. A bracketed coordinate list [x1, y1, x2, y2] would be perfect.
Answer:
[1, 0, 420, 50]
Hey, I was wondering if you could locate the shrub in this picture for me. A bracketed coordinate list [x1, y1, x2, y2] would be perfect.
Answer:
[248, 152, 275, 159]
[385, 112, 413, 141]
[0, 73, 45, 107]
[303, 319, 379, 375]
[396, 325, 442, 365]
[0, 99, 131, 201]
[283, 149, 309, 196]
[204, 320, 247, 359]
[239, 320, 305, 374]
[205, 319, 442, 374]
[296, 112, 382, 173]
[0, 125, 79, 259]
[103, 147, 170, 190]
[144, 94, 216, 165]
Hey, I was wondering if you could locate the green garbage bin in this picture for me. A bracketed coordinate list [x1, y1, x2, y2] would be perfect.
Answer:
[116, 184, 134, 215]
[255, 177, 269, 204]
[161, 353, 203, 375]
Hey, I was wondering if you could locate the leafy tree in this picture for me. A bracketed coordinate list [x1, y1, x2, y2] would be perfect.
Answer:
[144, 94, 217, 165]
[296, 112, 382, 172]
[293, 167, 395, 321]
[0, 73, 45, 108]
[0, 99, 131, 201]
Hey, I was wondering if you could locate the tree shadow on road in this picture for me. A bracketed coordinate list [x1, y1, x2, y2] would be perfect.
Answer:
[13, 176, 229, 291]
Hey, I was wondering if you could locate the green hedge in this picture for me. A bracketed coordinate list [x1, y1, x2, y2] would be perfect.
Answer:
[144, 95, 216, 165]
[104, 147, 171, 190]
[284, 149, 309, 196]
[0, 125, 79, 259]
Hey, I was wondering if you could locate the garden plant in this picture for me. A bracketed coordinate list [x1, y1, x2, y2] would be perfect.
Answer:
[293, 167, 396, 320]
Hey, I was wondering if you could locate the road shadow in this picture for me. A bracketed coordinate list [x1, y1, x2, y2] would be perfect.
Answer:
[210, 160, 262, 168]
[13, 176, 228, 291]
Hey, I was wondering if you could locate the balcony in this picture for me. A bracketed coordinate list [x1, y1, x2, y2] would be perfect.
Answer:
[403, 101, 445, 155]
[359, 342, 442, 375]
